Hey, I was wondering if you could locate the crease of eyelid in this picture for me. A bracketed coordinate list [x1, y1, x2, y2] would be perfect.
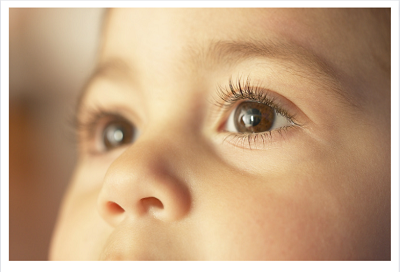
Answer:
[72, 59, 140, 152]
[74, 58, 134, 122]
[78, 39, 360, 122]
[185, 38, 361, 110]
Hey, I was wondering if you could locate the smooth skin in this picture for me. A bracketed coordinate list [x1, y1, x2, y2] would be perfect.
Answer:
[49, 8, 390, 260]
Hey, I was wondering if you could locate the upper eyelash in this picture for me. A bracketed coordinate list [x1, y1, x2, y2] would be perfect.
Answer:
[215, 76, 299, 126]
[73, 77, 299, 152]
[74, 107, 135, 155]
[214, 76, 301, 149]
[74, 106, 126, 146]
[75, 107, 109, 136]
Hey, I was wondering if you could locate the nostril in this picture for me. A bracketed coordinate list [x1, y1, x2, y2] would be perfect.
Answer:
[107, 201, 125, 214]
[141, 197, 164, 210]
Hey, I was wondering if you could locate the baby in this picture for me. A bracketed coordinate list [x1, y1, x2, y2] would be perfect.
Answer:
[49, 8, 391, 260]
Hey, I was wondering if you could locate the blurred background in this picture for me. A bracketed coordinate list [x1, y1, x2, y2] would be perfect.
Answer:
[9, 8, 104, 260]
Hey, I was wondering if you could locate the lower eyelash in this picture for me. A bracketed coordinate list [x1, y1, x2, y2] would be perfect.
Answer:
[222, 125, 294, 150]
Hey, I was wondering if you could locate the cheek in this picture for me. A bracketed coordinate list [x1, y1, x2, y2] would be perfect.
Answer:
[194, 152, 389, 260]
[195, 174, 346, 260]
[49, 128, 389, 260]
[49, 167, 113, 260]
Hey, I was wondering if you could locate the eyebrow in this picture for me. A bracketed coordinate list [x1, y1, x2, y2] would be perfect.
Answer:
[77, 38, 357, 114]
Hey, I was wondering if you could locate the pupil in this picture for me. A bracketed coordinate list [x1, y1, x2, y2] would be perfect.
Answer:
[242, 108, 262, 127]
[113, 129, 124, 142]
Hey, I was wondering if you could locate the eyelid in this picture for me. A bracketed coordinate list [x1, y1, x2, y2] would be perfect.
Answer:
[213, 77, 305, 149]
[75, 105, 138, 155]
[219, 125, 301, 150]
[214, 77, 302, 127]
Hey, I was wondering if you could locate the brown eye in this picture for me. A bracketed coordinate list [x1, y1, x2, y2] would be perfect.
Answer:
[225, 101, 292, 134]
[102, 119, 136, 150]
[233, 102, 275, 133]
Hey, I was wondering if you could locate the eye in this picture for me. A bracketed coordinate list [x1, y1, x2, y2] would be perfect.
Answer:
[225, 101, 293, 133]
[102, 119, 136, 150]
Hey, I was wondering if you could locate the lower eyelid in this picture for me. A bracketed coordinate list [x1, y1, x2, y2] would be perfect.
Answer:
[218, 124, 301, 150]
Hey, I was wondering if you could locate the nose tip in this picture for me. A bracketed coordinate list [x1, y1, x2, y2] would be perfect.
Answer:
[97, 146, 192, 227]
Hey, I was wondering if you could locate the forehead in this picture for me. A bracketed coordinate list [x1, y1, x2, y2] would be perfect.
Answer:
[100, 8, 388, 80]
[75, 7, 390, 117]
[102, 9, 385, 54]
[101, 9, 324, 64]
[88, 9, 386, 108]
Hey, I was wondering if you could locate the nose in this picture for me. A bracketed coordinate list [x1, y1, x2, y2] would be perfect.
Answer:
[97, 139, 192, 227]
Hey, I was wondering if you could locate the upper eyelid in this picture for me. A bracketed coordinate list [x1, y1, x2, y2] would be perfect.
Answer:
[80, 38, 358, 114]
[75, 107, 138, 154]
[75, 104, 137, 138]
[75, 77, 145, 131]
[214, 77, 302, 125]
[76, 77, 303, 136]
[191, 39, 358, 109]
[75, 59, 136, 126]
[76, 108, 117, 139]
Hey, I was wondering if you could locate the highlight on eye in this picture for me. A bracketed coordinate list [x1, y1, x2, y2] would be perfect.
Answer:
[102, 119, 136, 150]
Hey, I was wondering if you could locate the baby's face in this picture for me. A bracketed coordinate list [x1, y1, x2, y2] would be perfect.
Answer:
[49, 8, 390, 260]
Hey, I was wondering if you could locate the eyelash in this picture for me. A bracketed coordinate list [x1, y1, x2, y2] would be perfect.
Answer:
[215, 77, 300, 148]
[74, 77, 300, 153]
[74, 107, 128, 154]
